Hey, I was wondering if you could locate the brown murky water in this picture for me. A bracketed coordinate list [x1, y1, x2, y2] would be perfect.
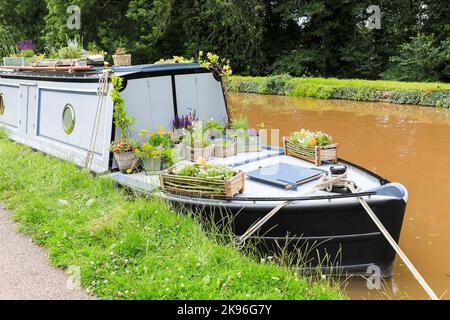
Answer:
[229, 92, 450, 300]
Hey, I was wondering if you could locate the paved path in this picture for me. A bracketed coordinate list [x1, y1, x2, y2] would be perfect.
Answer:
[0, 205, 93, 300]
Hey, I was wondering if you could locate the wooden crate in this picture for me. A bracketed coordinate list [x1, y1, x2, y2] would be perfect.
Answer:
[186, 145, 214, 162]
[284, 137, 339, 166]
[214, 142, 237, 158]
[159, 166, 245, 198]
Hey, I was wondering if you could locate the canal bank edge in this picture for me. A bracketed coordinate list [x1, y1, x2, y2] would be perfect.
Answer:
[228, 76, 450, 108]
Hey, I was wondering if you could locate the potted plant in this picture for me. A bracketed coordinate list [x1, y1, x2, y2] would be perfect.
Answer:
[214, 140, 237, 158]
[110, 75, 137, 173]
[171, 128, 188, 162]
[185, 122, 214, 161]
[172, 112, 198, 162]
[136, 128, 174, 173]
[136, 144, 173, 173]
[228, 117, 264, 153]
[113, 47, 131, 66]
[3, 40, 37, 67]
[284, 129, 338, 166]
[204, 120, 225, 142]
[110, 138, 138, 173]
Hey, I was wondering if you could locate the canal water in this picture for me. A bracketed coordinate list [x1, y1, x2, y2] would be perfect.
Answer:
[229, 92, 450, 300]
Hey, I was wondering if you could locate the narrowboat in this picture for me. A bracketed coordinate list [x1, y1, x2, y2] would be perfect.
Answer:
[0, 63, 407, 277]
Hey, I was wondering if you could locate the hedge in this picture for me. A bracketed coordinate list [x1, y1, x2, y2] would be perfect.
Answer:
[228, 76, 450, 108]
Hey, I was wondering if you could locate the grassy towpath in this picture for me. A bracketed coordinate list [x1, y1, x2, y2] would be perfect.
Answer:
[0, 129, 345, 300]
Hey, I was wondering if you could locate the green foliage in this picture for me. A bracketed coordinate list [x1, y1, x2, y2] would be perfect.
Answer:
[259, 74, 293, 95]
[57, 35, 84, 59]
[3, 0, 450, 80]
[289, 129, 332, 147]
[0, 28, 18, 58]
[136, 128, 174, 163]
[383, 35, 444, 82]
[174, 163, 235, 180]
[0, 137, 345, 299]
[270, 50, 317, 77]
[111, 75, 135, 139]
[230, 116, 249, 131]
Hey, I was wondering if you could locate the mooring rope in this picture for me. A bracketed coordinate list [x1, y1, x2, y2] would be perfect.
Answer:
[236, 172, 439, 300]
[345, 183, 439, 300]
[236, 173, 349, 245]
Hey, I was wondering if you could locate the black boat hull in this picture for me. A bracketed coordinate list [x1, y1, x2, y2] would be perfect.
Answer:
[166, 190, 407, 278]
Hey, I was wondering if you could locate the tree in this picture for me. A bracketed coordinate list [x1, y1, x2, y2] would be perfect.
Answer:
[0, 0, 47, 50]
[382, 35, 443, 82]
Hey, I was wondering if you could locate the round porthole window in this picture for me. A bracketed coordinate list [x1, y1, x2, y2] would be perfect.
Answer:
[0, 93, 5, 116]
[62, 104, 75, 134]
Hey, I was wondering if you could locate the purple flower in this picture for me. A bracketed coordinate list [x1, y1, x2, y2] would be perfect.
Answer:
[248, 128, 259, 137]
[173, 111, 199, 130]
[17, 40, 34, 52]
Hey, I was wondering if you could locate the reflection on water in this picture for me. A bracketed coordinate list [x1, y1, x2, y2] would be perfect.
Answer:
[229, 93, 450, 300]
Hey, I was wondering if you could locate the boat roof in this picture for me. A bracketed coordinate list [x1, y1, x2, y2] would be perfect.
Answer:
[0, 63, 209, 82]
[113, 63, 210, 79]
[112, 63, 202, 74]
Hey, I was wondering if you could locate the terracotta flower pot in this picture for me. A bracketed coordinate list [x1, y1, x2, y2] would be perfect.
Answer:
[114, 151, 137, 173]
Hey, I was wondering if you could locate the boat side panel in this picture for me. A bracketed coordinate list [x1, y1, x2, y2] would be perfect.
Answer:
[175, 73, 228, 124]
[0, 82, 20, 130]
[170, 196, 406, 277]
[0, 78, 114, 173]
[37, 87, 107, 154]
[120, 76, 175, 138]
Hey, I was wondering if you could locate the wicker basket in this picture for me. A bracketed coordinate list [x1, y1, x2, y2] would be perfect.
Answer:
[113, 54, 132, 66]
[284, 137, 339, 166]
[160, 166, 245, 198]
[186, 145, 214, 162]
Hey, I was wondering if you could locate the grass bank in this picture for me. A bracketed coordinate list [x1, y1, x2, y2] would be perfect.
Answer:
[0, 129, 344, 300]
[229, 75, 450, 108]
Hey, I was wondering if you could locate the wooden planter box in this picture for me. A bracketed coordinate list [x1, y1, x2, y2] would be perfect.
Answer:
[236, 136, 263, 153]
[214, 142, 237, 158]
[173, 144, 187, 162]
[284, 137, 339, 166]
[141, 157, 170, 173]
[186, 145, 214, 162]
[113, 54, 132, 66]
[160, 166, 245, 198]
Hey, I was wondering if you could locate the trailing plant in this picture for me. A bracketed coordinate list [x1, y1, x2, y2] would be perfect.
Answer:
[110, 138, 136, 154]
[111, 75, 135, 139]
[156, 51, 232, 78]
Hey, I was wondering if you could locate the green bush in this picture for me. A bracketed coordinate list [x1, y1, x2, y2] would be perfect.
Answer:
[258, 74, 293, 95]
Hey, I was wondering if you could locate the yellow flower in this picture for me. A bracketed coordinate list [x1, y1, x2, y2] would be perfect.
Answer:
[141, 129, 148, 133]
[196, 157, 207, 166]
[167, 130, 173, 135]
